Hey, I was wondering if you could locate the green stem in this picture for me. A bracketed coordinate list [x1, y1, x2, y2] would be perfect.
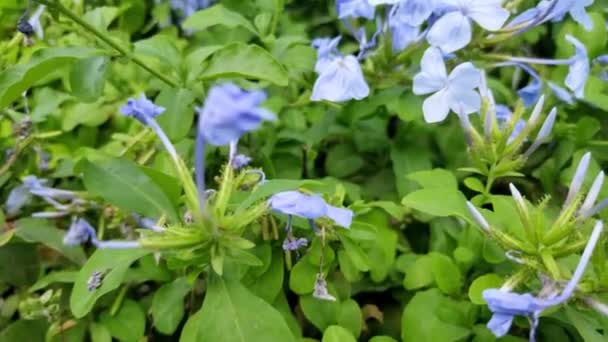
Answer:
[36, 0, 179, 88]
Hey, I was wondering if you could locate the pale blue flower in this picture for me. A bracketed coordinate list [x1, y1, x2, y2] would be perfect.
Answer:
[523, 107, 557, 159]
[64, 218, 141, 249]
[28, 5, 45, 39]
[494, 62, 542, 107]
[580, 171, 605, 219]
[311, 55, 370, 102]
[282, 237, 308, 251]
[170, 0, 214, 19]
[312, 36, 342, 72]
[564, 152, 592, 208]
[337, 0, 375, 19]
[483, 220, 604, 340]
[120, 94, 166, 125]
[390, 0, 436, 27]
[426, 0, 509, 53]
[413, 47, 481, 123]
[197, 83, 275, 146]
[595, 55, 608, 65]
[547, 82, 575, 105]
[542, 0, 594, 31]
[269, 191, 353, 228]
[564, 35, 589, 98]
[231, 154, 252, 170]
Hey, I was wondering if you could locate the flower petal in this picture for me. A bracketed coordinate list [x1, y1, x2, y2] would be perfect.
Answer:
[448, 88, 481, 115]
[448, 62, 481, 89]
[427, 11, 472, 53]
[413, 47, 447, 94]
[466, 0, 509, 31]
[422, 88, 451, 123]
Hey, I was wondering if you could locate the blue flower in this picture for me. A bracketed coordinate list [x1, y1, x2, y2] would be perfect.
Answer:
[547, 82, 574, 105]
[495, 105, 526, 143]
[494, 62, 542, 107]
[170, 0, 214, 19]
[336, 0, 375, 20]
[413, 47, 481, 123]
[269, 191, 353, 229]
[64, 218, 141, 249]
[28, 5, 46, 39]
[564, 35, 589, 98]
[311, 55, 370, 102]
[389, 0, 436, 27]
[482, 220, 604, 340]
[312, 36, 342, 72]
[427, 0, 509, 53]
[282, 237, 308, 251]
[231, 154, 252, 170]
[120, 94, 166, 125]
[197, 83, 275, 146]
[544, 0, 594, 31]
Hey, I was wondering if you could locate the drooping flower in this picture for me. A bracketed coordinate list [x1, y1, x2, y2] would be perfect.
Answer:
[64, 218, 141, 249]
[426, 0, 509, 53]
[269, 191, 353, 229]
[313, 273, 337, 301]
[413, 47, 481, 123]
[564, 35, 589, 98]
[311, 55, 370, 102]
[120, 94, 166, 125]
[282, 237, 309, 251]
[336, 0, 375, 20]
[483, 220, 604, 340]
[197, 83, 275, 146]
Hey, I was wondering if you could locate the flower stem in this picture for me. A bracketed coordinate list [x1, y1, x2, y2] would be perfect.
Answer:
[35, 0, 179, 88]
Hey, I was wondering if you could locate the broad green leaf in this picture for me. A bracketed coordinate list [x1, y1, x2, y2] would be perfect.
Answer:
[325, 144, 365, 178]
[339, 235, 370, 272]
[29, 270, 77, 292]
[82, 157, 179, 222]
[322, 325, 357, 342]
[70, 248, 149, 318]
[337, 299, 362, 338]
[61, 100, 114, 131]
[83, 6, 120, 31]
[0, 47, 100, 108]
[369, 337, 398, 342]
[468, 274, 503, 305]
[134, 35, 182, 71]
[403, 254, 434, 290]
[300, 294, 340, 332]
[15, 218, 86, 264]
[565, 306, 606, 342]
[407, 169, 458, 190]
[69, 56, 109, 102]
[180, 275, 296, 342]
[0, 243, 41, 286]
[0, 319, 47, 341]
[289, 256, 318, 294]
[155, 87, 196, 141]
[90, 323, 112, 342]
[402, 188, 469, 221]
[100, 300, 146, 342]
[243, 250, 284, 303]
[401, 289, 471, 342]
[0, 229, 14, 246]
[182, 4, 258, 35]
[430, 252, 463, 295]
[390, 144, 432, 197]
[152, 277, 192, 335]
[201, 43, 288, 86]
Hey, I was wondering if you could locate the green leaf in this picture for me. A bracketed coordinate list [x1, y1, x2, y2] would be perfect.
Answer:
[430, 253, 463, 295]
[401, 289, 471, 342]
[325, 144, 365, 178]
[70, 248, 149, 318]
[468, 274, 504, 305]
[155, 87, 196, 141]
[15, 218, 86, 264]
[243, 250, 284, 303]
[134, 35, 182, 71]
[90, 323, 112, 342]
[69, 56, 109, 102]
[339, 235, 370, 272]
[403, 254, 434, 290]
[201, 43, 288, 86]
[337, 299, 362, 338]
[0, 319, 47, 341]
[322, 325, 357, 342]
[369, 337, 398, 342]
[289, 256, 318, 295]
[402, 188, 469, 220]
[152, 278, 192, 335]
[0, 243, 41, 286]
[390, 144, 432, 197]
[82, 157, 179, 222]
[180, 275, 297, 342]
[100, 300, 146, 342]
[565, 306, 606, 342]
[300, 293, 340, 331]
[407, 169, 458, 190]
[29, 270, 77, 292]
[182, 4, 258, 35]
[0, 47, 100, 108]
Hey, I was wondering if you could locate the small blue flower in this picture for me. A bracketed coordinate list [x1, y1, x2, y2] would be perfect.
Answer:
[545, 0, 594, 31]
[28, 5, 45, 39]
[64, 218, 141, 249]
[494, 62, 542, 107]
[389, 0, 436, 27]
[120, 94, 166, 125]
[311, 55, 370, 103]
[170, 0, 214, 19]
[231, 154, 252, 170]
[336, 0, 375, 20]
[564, 35, 589, 98]
[413, 47, 481, 123]
[282, 237, 308, 251]
[427, 0, 509, 53]
[197, 83, 275, 146]
[269, 191, 353, 229]
[482, 220, 604, 340]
